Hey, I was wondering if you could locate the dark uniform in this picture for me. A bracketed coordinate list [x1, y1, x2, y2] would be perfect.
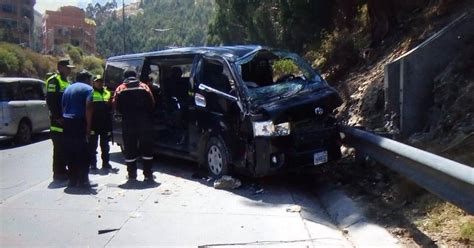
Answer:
[113, 70, 155, 181]
[89, 82, 113, 170]
[46, 72, 70, 180]
[62, 70, 94, 187]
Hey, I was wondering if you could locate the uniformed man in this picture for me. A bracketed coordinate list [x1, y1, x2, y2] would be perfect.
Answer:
[89, 75, 114, 171]
[46, 59, 74, 181]
[113, 69, 155, 181]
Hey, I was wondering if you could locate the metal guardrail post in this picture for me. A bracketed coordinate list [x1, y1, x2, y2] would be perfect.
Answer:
[340, 125, 474, 214]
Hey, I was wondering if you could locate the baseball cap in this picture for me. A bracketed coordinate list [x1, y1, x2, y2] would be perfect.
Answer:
[57, 59, 75, 68]
[76, 69, 93, 82]
[93, 74, 103, 81]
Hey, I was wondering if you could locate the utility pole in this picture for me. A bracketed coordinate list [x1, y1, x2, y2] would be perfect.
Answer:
[122, 0, 126, 54]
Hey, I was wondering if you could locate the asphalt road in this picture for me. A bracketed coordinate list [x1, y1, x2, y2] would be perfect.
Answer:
[0, 136, 400, 247]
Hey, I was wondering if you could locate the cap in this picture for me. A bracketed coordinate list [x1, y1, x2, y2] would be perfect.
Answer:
[93, 74, 103, 81]
[58, 59, 75, 68]
[123, 69, 137, 79]
[76, 69, 93, 82]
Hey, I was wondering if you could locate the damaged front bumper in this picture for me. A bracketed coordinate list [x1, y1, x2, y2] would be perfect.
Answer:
[250, 125, 342, 177]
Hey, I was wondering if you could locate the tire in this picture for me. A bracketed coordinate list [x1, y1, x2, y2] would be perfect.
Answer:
[15, 120, 32, 145]
[205, 136, 230, 178]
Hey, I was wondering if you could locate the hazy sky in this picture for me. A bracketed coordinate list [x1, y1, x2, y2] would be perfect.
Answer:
[34, 0, 136, 14]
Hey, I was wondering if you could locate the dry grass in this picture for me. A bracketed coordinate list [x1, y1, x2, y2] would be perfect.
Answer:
[408, 194, 474, 246]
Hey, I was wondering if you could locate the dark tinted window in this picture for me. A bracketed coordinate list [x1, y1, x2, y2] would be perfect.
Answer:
[0, 82, 21, 101]
[20, 82, 45, 100]
[0, 84, 13, 101]
[104, 59, 143, 91]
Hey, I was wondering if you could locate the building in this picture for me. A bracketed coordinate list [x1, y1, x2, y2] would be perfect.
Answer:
[0, 0, 35, 48]
[32, 9, 42, 51]
[42, 6, 96, 55]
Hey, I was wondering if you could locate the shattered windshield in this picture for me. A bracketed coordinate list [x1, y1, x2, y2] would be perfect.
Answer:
[236, 50, 326, 105]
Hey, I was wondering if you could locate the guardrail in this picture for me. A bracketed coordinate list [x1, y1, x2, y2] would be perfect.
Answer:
[339, 125, 474, 214]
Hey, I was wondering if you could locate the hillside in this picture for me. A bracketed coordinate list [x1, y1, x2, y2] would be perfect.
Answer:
[330, 1, 474, 246]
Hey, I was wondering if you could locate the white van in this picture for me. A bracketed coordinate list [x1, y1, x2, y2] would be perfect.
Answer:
[0, 77, 50, 144]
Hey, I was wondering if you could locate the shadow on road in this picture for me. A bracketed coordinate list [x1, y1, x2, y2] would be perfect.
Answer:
[0, 132, 51, 150]
[64, 186, 98, 195]
[118, 180, 161, 190]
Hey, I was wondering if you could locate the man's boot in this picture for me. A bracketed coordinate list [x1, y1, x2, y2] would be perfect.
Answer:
[143, 159, 154, 182]
[126, 161, 137, 180]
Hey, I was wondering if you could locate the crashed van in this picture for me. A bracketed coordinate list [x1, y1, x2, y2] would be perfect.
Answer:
[104, 46, 342, 177]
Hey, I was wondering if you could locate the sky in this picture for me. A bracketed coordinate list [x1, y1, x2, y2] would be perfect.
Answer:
[34, 0, 136, 14]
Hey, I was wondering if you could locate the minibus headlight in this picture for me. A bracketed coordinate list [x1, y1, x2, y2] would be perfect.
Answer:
[252, 121, 291, 137]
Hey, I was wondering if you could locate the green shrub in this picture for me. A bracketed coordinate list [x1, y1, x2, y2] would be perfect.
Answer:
[0, 47, 19, 75]
[82, 55, 104, 76]
[272, 59, 299, 78]
[460, 220, 474, 242]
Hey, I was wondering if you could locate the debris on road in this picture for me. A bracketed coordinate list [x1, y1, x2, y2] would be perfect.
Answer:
[161, 189, 172, 195]
[286, 205, 302, 213]
[98, 228, 120, 235]
[213, 176, 242, 190]
[129, 212, 141, 218]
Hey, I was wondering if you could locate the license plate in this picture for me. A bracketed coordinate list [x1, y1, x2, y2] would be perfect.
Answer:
[313, 151, 328, 165]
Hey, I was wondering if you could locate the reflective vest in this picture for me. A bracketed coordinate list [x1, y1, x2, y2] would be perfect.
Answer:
[46, 74, 69, 93]
[92, 88, 111, 102]
[46, 74, 70, 132]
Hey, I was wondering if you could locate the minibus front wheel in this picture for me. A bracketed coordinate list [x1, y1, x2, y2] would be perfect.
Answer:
[205, 136, 230, 178]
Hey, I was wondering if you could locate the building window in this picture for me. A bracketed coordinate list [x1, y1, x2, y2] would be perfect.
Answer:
[0, 19, 18, 28]
[71, 39, 81, 46]
[1, 4, 17, 14]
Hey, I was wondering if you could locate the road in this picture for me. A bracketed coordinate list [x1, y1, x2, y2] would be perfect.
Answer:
[0, 135, 400, 247]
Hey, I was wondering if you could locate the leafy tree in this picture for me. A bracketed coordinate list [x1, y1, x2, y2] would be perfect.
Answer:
[92, 0, 214, 57]
[208, 0, 331, 52]
[85, 0, 118, 26]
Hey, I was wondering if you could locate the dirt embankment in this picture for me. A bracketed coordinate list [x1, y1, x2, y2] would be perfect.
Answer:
[330, 1, 474, 247]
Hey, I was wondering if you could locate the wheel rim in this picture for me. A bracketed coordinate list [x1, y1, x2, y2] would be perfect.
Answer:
[208, 145, 223, 175]
[18, 123, 31, 143]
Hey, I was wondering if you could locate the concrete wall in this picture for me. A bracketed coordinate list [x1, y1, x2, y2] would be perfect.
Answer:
[384, 11, 474, 137]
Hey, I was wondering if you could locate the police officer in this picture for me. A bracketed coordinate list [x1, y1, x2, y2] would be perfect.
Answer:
[89, 75, 114, 171]
[113, 69, 155, 181]
[46, 59, 74, 181]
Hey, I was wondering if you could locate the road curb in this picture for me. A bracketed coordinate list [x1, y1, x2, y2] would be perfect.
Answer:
[317, 184, 401, 247]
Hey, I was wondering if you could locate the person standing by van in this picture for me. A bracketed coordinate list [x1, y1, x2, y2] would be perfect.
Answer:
[62, 70, 94, 187]
[113, 69, 155, 181]
[89, 75, 114, 171]
[46, 59, 74, 181]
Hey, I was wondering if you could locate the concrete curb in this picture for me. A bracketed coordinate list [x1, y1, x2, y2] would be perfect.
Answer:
[317, 185, 401, 247]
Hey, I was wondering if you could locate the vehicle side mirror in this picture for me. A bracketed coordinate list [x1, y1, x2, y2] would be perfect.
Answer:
[198, 84, 238, 102]
[194, 93, 206, 107]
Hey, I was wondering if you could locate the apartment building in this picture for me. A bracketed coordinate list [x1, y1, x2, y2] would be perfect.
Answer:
[0, 0, 35, 48]
[42, 6, 96, 54]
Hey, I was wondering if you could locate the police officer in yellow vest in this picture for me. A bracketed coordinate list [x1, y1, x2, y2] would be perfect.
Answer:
[46, 59, 74, 181]
[89, 75, 115, 170]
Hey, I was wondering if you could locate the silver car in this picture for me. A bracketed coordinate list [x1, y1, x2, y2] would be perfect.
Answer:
[0, 77, 50, 144]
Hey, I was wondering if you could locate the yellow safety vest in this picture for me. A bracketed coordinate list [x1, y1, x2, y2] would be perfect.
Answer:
[46, 74, 70, 132]
[92, 89, 111, 102]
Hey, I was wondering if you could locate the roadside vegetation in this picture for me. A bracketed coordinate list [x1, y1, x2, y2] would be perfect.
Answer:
[0, 42, 104, 79]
